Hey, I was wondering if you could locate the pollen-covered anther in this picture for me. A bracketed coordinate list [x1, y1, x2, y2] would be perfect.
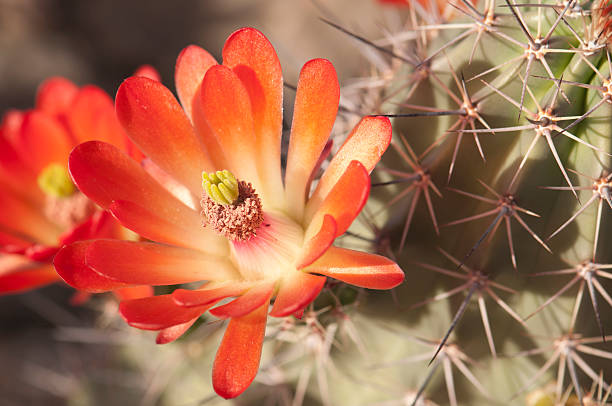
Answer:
[201, 179, 264, 241]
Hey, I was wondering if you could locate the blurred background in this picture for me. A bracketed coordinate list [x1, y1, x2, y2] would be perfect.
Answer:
[0, 1, 404, 405]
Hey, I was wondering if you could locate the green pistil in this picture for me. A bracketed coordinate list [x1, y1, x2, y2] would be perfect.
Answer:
[202, 169, 239, 205]
[37, 163, 75, 198]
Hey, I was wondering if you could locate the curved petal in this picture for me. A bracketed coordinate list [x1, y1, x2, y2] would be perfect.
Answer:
[109, 200, 227, 253]
[65, 85, 127, 147]
[269, 271, 325, 317]
[305, 160, 370, 233]
[119, 294, 210, 330]
[305, 246, 404, 289]
[0, 113, 40, 200]
[69, 141, 194, 220]
[0, 265, 58, 294]
[134, 65, 161, 82]
[113, 285, 154, 301]
[0, 190, 59, 245]
[285, 59, 340, 220]
[295, 214, 336, 269]
[199, 65, 260, 187]
[175, 45, 217, 121]
[54, 241, 133, 292]
[212, 302, 268, 399]
[156, 317, 198, 344]
[35, 77, 78, 116]
[223, 27, 284, 205]
[86, 240, 239, 285]
[173, 281, 252, 308]
[17, 111, 73, 173]
[305, 116, 391, 221]
[209, 281, 274, 319]
[116, 76, 213, 195]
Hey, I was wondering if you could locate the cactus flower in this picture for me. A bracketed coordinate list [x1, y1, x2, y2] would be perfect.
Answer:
[54, 27, 404, 398]
[0, 77, 151, 301]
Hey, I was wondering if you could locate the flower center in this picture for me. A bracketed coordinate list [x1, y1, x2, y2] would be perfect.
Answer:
[37, 163, 96, 229]
[37, 163, 75, 198]
[200, 170, 264, 241]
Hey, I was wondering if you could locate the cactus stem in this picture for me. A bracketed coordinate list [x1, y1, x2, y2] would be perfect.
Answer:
[445, 181, 550, 269]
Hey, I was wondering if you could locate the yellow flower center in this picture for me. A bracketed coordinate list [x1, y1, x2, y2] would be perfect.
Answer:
[201, 169, 264, 241]
[37, 163, 75, 198]
[202, 170, 239, 205]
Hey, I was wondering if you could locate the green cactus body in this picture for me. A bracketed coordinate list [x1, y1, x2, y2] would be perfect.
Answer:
[324, 2, 612, 405]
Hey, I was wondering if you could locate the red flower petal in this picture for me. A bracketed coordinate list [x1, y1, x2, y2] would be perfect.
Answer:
[109, 199, 226, 253]
[173, 281, 252, 307]
[54, 241, 133, 292]
[69, 141, 190, 217]
[199, 65, 260, 186]
[285, 59, 340, 219]
[116, 77, 213, 195]
[0, 189, 59, 246]
[212, 302, 268, 399]
[134, 65, 161, 82]
[35, 77, 78, 116]
[295, 214, 336, 269]
[113, 285, 154, 301]
[269, 271, 325, 317]
[305, 116, 391, 220]
[209, 281, 274, 319]
[175, 45, 217, 120]
[66, 86, 127, 147]
[223, 27, 284, 205]
[86, 240, 239, 285]
[0, 265, 58, 294]
[156, 317, 198, 344]
[17, 111, 73, 173]
[305, 246, 404, 289]
[306, 160, 370, 235]
[119, 294, 210, 330]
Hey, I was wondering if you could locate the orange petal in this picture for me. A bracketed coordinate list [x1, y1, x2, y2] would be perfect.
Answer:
[113, 285, 154, 301]
[0, 188, 59, 246]
[173, 281, 252, 307]
[305, 116, 391, 221]
[119, 294, 209, 330]
[109, 199, 226, 253]
[0, 112, 40, 198]
[223, 27, 284, 205]
[0, 265, 58, 295]
[199, 65, 260, 186]
[17, 111, 73, 173]
[66, 85, 127, 147]
[209, 281, 273, 319]
[269, 271, 325, 317]
[285, 59, 340, 220]
[116, 76, 213, 195]
[175, 45, 217, 121]
[305, 160, 370, 235]
[212, 302, 268, 399]
[35, 77, 78, 116]
[156, 317, 198, 344]
[54, 241, 133, 292]
[69, 141, 192, 218]
[134, 65, 161, 82]
[295, 214, 336, 269]
[86, 240, 239, 285]
[305, 246, 404, 289]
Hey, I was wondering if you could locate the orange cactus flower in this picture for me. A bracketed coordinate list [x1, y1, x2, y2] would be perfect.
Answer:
[0, 76, 152, 301]
[54, 27, 404, 398]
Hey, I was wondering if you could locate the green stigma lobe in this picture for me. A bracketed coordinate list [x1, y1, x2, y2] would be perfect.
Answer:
[37, 163, 75, 198]
[202, 169, 239, 205]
